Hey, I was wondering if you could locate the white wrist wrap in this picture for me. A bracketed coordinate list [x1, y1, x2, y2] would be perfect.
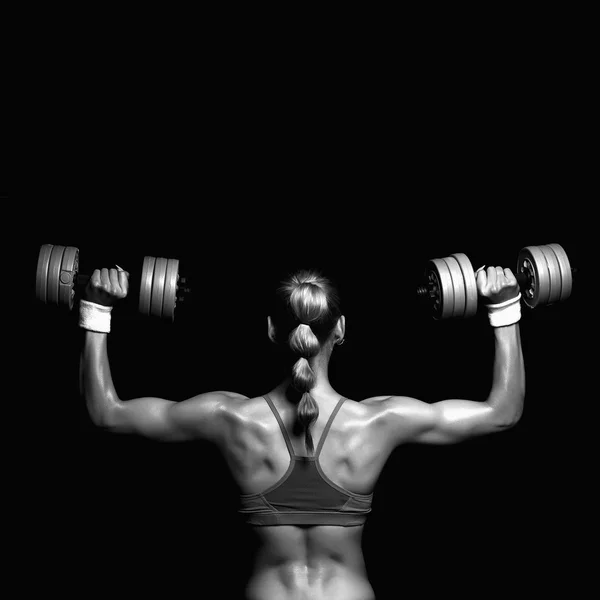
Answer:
[79, 300, 113, 333]
[487, 293, 522, 328]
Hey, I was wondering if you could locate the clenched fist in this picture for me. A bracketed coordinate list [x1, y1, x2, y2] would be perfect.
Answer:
[84, 267, 129, 307]
[476, 266, 519, 305]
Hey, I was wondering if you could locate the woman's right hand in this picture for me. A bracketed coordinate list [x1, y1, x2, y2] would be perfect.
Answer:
[476, 266, 519, 305]
[84, 267, 129, 307]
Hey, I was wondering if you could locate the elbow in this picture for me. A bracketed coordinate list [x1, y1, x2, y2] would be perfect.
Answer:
[510, 390, 525, 427]
[510, 405, 524, 429]
[97, 405, 125, 432]
[92, 412, 114, 431]
[488, 390, 525, 431]
[88, 407, 113, 430]
[86, 395, 122, 430]
[495, 398, 524, 430]
[497, 414, 521, 431]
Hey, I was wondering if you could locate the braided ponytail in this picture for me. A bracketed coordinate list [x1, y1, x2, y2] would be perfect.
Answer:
[274, 271, 342, 456]
[289, 323, 321, 454]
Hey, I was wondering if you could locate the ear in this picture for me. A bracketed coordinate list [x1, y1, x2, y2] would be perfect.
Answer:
[267, 316, 277, 343]
[335, 315, 346, 343]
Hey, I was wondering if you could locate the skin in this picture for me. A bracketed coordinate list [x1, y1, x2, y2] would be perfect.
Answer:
[80, 265, 524, 600]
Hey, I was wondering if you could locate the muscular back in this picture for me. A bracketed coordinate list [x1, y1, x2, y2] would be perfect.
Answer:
[215, 392, 390, 600]
[218, 392, 391, 500]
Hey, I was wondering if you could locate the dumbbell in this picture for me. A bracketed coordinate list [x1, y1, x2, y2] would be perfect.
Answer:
[416, 243, 575, 320]
[35, 244, 191, 321]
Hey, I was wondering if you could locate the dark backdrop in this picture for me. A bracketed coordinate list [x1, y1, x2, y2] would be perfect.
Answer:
[26, 46, 589, 597]
[30, 197, 585, 599]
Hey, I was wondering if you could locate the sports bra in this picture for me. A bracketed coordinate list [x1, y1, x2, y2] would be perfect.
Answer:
[238, 394, 373, 526]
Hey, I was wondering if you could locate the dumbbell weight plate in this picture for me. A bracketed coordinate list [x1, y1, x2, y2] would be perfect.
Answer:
[162, 258, 179, 322]
[58, 246, 79, 310]
[428, 258, 455, 320]
[450, 253, 478, 318]
[139, 256, 155, 317]
[517, 246, 551, 308]
[47, 245, 67, 307]
[545, 243, 572, 303]
[35, 244, 54, 304]
[538, 245, 564, 305]
[150, 257, 168, 318]
[441, 256, 466, 319]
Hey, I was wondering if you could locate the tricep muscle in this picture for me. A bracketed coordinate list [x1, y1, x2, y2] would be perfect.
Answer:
[381, 396, 506, 446]
[105, 391, 241, 442]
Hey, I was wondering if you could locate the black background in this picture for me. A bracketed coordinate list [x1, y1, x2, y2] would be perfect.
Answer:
[25, 22, 591, 599]
[31, 206, 586, 599]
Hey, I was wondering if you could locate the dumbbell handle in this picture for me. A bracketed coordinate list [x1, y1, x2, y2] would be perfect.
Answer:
[416, 270, 531, 299]
[417, 266, 577, 298]
[75, 270, 190, 298]
[515, 271, 529, 289]
[75, 271, 139, 293]
[75, 271, 189, 296]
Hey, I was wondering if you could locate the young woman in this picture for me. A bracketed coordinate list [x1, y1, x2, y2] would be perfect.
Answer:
[80, 265, 524, 600]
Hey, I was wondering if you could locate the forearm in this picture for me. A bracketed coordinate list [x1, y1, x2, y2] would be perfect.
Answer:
[485, 324, 525, 426]
[80, 331, 122, 427]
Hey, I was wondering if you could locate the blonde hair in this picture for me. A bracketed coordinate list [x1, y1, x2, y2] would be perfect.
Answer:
[274, 270, 342, 455]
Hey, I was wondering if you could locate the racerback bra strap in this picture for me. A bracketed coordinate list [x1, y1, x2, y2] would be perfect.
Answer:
[315, 396, 346, 458]
[263, 394, 295, 456]
[263, 394, 347, 459]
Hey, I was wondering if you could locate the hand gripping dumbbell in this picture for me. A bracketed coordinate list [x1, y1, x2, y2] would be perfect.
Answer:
[416, 243, 575, 320]
[35, 244, 191, 321]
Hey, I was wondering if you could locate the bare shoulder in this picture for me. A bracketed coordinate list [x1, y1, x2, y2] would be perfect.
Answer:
[362, 394, 432, 412]
[218, 394, 271, 426]
[179, 391, 249, 413]
[357, 395, 406, 417]
[338, 396, 431, 456]
[211, 391, 249, 401]
[356, 395, 436, 434]
[360, 395, 393, 407]
[339, 395, 401, 430]
[172, 391, 249, 429]
[224, 394, 265, 413]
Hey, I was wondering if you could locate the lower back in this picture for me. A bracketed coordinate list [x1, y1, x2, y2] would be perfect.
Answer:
[245, 525, 374, 600]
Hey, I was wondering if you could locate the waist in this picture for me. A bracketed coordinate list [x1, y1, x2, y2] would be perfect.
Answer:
[246, 559, 374, 600]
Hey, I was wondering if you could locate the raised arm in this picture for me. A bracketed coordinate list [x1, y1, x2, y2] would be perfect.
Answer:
[79, 267, 243, 442]
[381, 265, 525, 446]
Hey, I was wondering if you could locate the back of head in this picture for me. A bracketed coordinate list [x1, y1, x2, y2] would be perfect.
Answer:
[272, 270, 342, 455]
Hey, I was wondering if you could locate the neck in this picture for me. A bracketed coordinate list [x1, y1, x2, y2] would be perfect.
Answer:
[275, 354, 338, 401]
